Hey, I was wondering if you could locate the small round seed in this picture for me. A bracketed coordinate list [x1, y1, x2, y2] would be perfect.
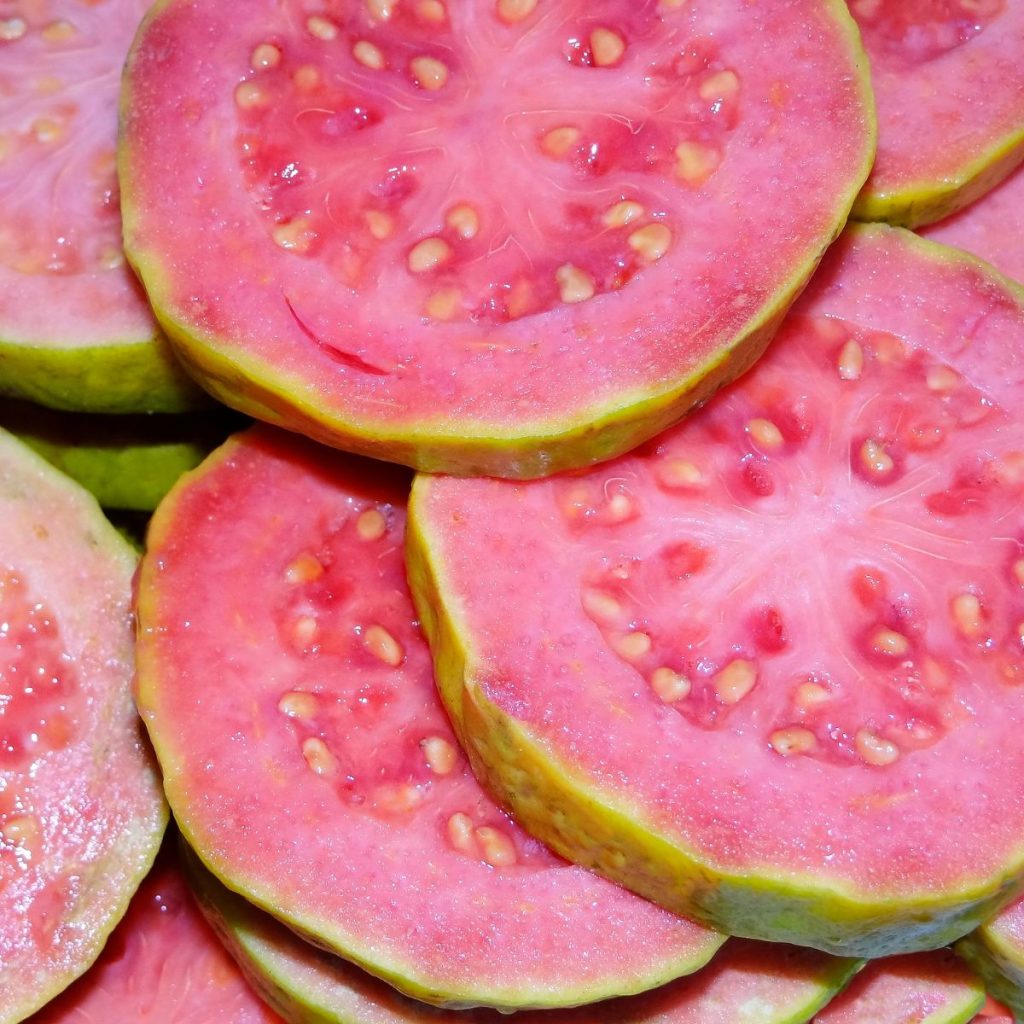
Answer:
[674, 141, 718, 185]
[794, 681, 830, 709]
[285, 552, 324, 584]
[837, 339, 864, 381]
[421, 736, 457, 775]
[448, 812, 475, 852]
[32, 118, 64, 145]
[293, 65, 321, 90]
[1013, 559, 1024, 587]
[926, 364, 960, 392]
[606, 492, 635, 522]
[357, 508, 387, 541]
[0, 17, 27, 40]
[272, 219, 314, 253]
[555, 264, 595, 303]
[364, 625, 404, 666]
[770, 727, 817, 756]
[951, 593, 983, 639]
[541, 126, 580, 158]
[860, 438, 894, 477]
[251, 43, 281, 69]
[446, 203, 480, 240]
[408, 237, 452, 273]
[715, 659, 757, 704]
[602, 201, 644, 228]
[856, 729, 899, 767]
[235, 82, 268, 110]
[353, 40, 386, 70]
[747, 418, 784, 452]
[366, 0, 398, 20]
[278, 691, 319, 720]
[651, 667, 691, 703]
[476, 826, 517, 867]
[417, 0, 447, 22]
[590, 27, 625, 67]
[581, 588, 622, 621]
[425, 287, 462, 320]
[699, 69, 740, 104]
[410, 55, 449, 90]
[657, 458, 704, 489]
[302, 737, 337, 775]
[627, 224, 671, 262]
[307, 15, 339, 40]
[614, 631, 652, 661]
[292, 615, 319, 646]
[42, 20, 76, 42]
[364, 210, 394, 239]
[496, 0, 537, 23]
[871, 628, 909, 658]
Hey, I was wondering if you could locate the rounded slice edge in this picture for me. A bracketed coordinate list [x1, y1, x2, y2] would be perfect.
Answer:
[957, 899, 1024, 1023]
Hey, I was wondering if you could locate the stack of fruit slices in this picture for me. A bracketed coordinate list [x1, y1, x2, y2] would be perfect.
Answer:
[4, 0, 1024, 1021]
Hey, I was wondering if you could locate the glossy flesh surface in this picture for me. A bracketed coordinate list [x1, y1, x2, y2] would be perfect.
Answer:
[407, 225, 1024, 955]
[0, 429, 166, 1023]
[121, 0, 873, 475]
[135, 426, 721, 1010]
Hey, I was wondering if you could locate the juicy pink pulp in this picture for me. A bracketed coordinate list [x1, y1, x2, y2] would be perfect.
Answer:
[122, 0, 871, 439]
[0, 0, 158, 344]
[411, 226, 1024, 901]
[135, 428, 718, 1007]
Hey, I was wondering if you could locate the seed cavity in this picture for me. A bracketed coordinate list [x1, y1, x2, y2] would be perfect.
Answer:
[627, 224, 671, 263]
[285, 553, 324, 584]
[951, 593, 983, 639]
[278, 690, 319, 720]
[715, 659, 757, 704]
[306, 15, 338, 40]
[448, 812, 475, 852]
[446, 203, 480, 240]
[251, 43, 281, 69]
[410, 55, 449, 91]
[556, 264, 595, 304]
[496, 0, 537, 23]
[614, 631, 652, 661]
[856, 729, 899, 767]
[476, 826, 517, 866]
[651, 667, 690, 703]
[747, 418, 784, 452]
[674, 141, 719, 186]
[364, 624, 404, 666]
[541, 126, 581, 158]
[871, 628, 910, 659]
[302, 737, 337, 775]
[590, 27, 626, 67]
[353, 40, 386, 70]
[837, 339, 864, 381]
[408, 237, 452, 273]
[770, 727, 816, 757]
[603, 201, 644, 228]
[421, 736, 457, 775]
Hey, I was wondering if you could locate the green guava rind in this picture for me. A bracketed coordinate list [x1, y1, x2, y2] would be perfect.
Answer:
[403, 224, 1024, 958]
[957, 906, 1024, 1023]
[0, 400, 244, 511]
[0, 429, 168, 1024]
[118, 0, 876, 478]
[184, 845, 861, 1024]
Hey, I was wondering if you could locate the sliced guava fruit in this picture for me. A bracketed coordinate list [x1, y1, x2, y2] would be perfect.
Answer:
[812, 951, 983, 1024]
[0, 400, 243, 511]
[848, 0, 1024, 228]
[0, 0, 203, 413]
[30, 843, 282, 1024]
[957, 899, 1024, 1021]
[119, 0, 874, 477]
[134, 425, 723, 1010]
[0, 428, 167, 1024]
[186, 845, 861, 1024]
[921, 164, 1024, 285]
[406, 224, 1024, 957]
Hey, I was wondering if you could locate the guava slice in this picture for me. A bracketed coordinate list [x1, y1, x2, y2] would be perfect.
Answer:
[0, 428, 167, 1024]
[134, 425, 723, 1010]
[957, 898, 1024, 1022]
[811, 951, 983, 1024]
[0, 0, 203, 413]
[848, 0, 1024, 228]
[30, 844, 282, 1024]
[119, 0, 874, 477]
[921, 164, 1024, 285]
[186, 845, 861, 1024]
[406, 223, 1024, 957]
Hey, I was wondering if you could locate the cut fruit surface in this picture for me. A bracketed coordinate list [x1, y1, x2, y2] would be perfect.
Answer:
[957, 897, 1024, 1021]
[0, 429, 167, 1024]
[812, 951, 983, 1024]
[32, 844, 280, 1024]
[0, 0, 202, 412]
[134, 425, 722, 1010]
[921, 163, 1024, 285]
[120, 0, 874, 476]
[407, 224, 1024, 956]
[188, 846, 861, 1024]
[849, 0, 1024, 227]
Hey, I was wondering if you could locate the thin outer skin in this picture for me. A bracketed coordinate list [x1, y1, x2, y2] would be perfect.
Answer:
[957, 931, 1024, 1023]
[0, 334, 206, 414]
[851, 123, 1024, 230]
[118, 0, 876, 479]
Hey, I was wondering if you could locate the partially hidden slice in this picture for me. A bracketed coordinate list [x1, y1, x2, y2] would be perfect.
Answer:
[134, 425, 722, 1010]
[187, 845, 860, 1024]
[0, 0, 203, 412]
[957, 897, 1024, 1022]
[407, 224, 1024, 956]
[0, 429, 167, 1024]
[921, 163, 1024, 285]
[120, 0, 874, 476]
[849, 0, 1024, 227]
[812, 951, 983, 1024]
[31, 844, 281, 1024]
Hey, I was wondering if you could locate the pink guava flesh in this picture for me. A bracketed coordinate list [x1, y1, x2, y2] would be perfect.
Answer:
[32, 846, 281, 1024]
[134, 426, 722, 1010]
[849, 0, 1024, 224]
[922, 164, 1024, 284]
[408, 224, 1024, 954]
[120, 0, 873, 472]
[0, 429, 166, 1022]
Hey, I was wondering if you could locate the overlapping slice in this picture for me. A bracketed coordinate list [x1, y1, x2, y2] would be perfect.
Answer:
[0, 0, 202, 412]
[0, 429, 166, 1023]
[187, 844, 860, 1024]
[921, 164, 1024, 284]
[848, 0, 1024, 227]
[812, 951, 983, 1024]
[407, 224, 1024, 957]
[120, 0, 874, 476]
[957, 898, 1024, 1021]
[134, 425, 722, 1010]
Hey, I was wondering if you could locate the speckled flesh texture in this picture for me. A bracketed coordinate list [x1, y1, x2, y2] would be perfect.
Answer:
[187, 847, 862, 1024]
[0, 400, 244, 511]
[406, 224, 1024, 957]
[957, 898, 1024, 1021]
[31, 845, 283, 1024]
[119, 0, 875, 477]
[922, 163, 1024, 285]
[0, 429, 167, 1024]
[134, 425, 723, 1011]
[0, 0, 202, 412]
[812, 951, 983, 1024]
[849, 0, 1024, 228]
